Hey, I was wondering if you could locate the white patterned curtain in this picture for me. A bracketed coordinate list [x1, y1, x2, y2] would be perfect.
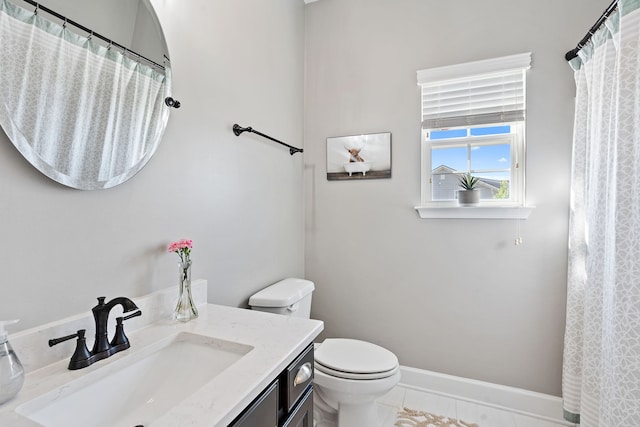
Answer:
[563, 1, 640, 425]
[0, 0, 170, 189]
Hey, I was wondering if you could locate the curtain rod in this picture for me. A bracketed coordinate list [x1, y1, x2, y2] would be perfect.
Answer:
[21, 0, 166, 71]
[565, 0, 619, 61]
[233, 124, 304, 156]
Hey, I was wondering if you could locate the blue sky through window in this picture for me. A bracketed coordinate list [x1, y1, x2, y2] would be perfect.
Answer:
[430, 125, 510, 140]
[430, 129, 467, 140]
[470, 125, 510, 136]
[471, 144, 510, 169]
[430, 126, 512, 181]
[432, 146, 467, 171]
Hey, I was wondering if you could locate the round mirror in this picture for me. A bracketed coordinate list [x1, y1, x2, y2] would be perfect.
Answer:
[0, 0, 173, 190]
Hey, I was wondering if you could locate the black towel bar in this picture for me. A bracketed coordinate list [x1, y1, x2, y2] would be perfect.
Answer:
[233, 124, 303, 156]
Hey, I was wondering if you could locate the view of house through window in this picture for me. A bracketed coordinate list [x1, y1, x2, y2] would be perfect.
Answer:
[427, 124, 518, 201]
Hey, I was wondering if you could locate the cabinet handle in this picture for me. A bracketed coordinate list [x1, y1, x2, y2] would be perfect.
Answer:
[294, 362, 312, 386]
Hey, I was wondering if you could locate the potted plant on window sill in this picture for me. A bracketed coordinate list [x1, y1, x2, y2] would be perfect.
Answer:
[457, 173, 480, 206]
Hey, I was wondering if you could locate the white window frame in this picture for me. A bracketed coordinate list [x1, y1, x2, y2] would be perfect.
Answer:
[421, 122, 525, 207]
[415, 53, 534, 219]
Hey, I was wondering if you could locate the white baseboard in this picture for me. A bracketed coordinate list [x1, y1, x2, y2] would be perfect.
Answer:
[398, 366, 575, 426]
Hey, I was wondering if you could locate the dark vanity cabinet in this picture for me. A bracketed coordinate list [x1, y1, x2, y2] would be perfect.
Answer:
[229, 344, 314, 427]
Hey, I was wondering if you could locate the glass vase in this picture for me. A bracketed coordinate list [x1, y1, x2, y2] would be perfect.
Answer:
[172, 260, 198, 322]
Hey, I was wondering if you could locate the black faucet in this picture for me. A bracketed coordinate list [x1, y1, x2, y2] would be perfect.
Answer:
[91, 296, 139, 358]
[49, 296, 141, 370]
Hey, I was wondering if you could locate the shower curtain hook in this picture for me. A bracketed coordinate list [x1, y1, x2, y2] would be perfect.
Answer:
[33, 3, 38, 15]
[62, 17, 67, 29]
[87, 30, 93, 41]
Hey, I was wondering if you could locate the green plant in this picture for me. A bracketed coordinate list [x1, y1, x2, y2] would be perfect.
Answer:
[493, 180, 509, 199]
[458, 173, 479, 190]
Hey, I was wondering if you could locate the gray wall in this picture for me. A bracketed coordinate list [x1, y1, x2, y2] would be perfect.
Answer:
[0, 0, 305, 331]
[304, 0, 606, 396]
[0, 0, 611, 398]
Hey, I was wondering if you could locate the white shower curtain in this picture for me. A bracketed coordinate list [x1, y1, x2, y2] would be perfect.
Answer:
[563, 1, 640, 425]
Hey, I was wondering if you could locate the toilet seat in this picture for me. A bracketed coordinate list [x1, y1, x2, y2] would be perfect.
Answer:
[315, 338, 399, 380]
[315, 361, 399, 380]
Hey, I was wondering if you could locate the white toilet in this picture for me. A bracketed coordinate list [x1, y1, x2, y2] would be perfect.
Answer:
[249, 278, 401, 427]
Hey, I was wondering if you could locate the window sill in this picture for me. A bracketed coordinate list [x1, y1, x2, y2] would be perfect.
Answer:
[414, 205, 535, 219]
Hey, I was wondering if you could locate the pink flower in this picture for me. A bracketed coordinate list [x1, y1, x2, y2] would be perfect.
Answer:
[168, 239, 193, 264]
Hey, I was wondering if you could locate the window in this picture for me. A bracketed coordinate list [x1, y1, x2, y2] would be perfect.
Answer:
[427, 123, 523, 204]
[416, 53, 531, 214]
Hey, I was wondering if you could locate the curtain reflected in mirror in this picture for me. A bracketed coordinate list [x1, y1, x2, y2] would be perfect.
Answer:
[0, 0, 172, 189]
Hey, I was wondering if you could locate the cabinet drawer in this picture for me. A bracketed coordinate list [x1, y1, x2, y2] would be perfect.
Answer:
[285, 344, 314, 412]
[229, 380, 279, 427]
[282, 386, 313, 427]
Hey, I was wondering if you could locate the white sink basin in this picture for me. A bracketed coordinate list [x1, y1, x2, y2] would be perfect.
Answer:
[16, 332, 253, 427]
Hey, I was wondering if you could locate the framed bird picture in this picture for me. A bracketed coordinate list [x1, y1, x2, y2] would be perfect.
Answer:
[326, 132, 391, 181]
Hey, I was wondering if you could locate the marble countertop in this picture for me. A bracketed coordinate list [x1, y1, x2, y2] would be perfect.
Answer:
[0, 299, 323, 426]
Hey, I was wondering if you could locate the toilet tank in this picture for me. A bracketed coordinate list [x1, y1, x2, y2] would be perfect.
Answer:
[249, 278, 315, 319]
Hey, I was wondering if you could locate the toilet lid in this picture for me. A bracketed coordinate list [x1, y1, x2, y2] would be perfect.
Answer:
[315, 338, 398, 377]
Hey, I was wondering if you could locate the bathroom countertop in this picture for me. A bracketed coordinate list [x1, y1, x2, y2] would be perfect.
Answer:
[0, 303, 324, 426]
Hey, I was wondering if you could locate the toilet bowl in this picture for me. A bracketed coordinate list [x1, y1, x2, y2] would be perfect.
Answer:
[313, 338, 400, 427]
[249, 278, 401, 427]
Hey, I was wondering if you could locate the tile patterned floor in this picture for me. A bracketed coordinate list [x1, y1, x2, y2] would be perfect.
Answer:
[375, 385, 570, 427]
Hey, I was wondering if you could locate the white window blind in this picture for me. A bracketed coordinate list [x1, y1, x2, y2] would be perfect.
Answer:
[417, 53, 531, 129]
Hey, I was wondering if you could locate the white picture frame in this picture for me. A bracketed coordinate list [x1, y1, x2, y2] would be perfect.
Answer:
[326, 132, 391, 180]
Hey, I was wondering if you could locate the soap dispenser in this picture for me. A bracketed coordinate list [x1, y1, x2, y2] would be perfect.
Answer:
[0, 320, 24, 405]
